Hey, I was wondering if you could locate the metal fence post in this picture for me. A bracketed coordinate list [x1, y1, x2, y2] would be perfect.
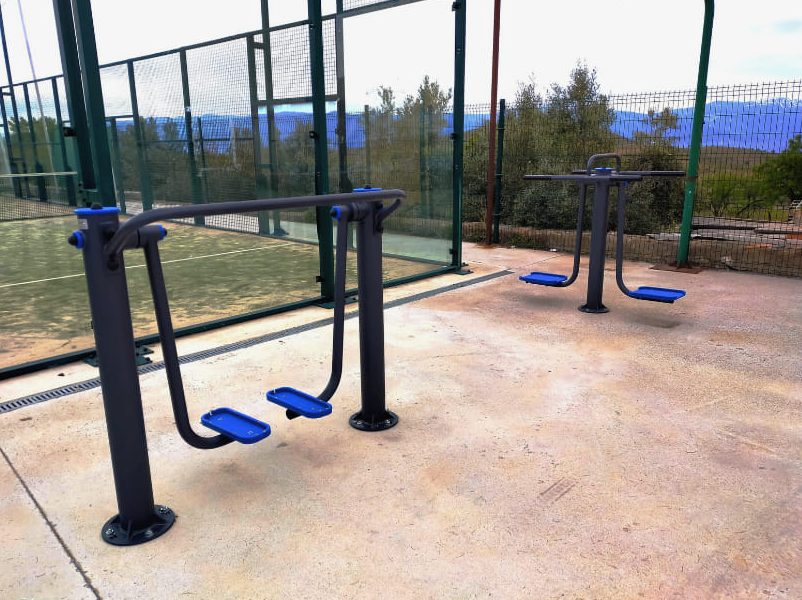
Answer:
[308, 0, 335, 300]
[108, 117, 126, 212]
[126, 61, 154, 211]
[246, 34, 271, 234]
[52, 77, 78, 206]
[451, 0, 467, 269]
[179, 49, 204, 226]
[363, 104, 372, 184]
[22, 83, 47, 200]
[70, 0, 117, 207]
[677, 0, 715, 266]
[71, 206, 174, 545]
[492, 98, 505, 244]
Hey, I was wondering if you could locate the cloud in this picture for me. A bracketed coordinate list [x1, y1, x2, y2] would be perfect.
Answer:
[773, 19, 802, 34]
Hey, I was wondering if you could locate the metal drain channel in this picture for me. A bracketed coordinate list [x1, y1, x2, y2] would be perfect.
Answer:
[0, 270, 511, 415]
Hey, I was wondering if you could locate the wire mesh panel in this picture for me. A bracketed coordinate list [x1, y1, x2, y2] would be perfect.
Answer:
[132, 54, 193, 208]
[463, 81, 802, 277]
[100, 64, 133, 118]
[268, 21, 336, 101]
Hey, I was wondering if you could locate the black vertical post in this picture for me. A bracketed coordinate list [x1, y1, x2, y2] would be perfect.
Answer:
[108, 117, 126, 213]
[196, 117, 210, 203]
[179, 50, 204, 226]
[363, 104, 371, 184]
[579, 179, 612, 314]
[308, 0, 335, 300]
[246, 35, 270, 234]
[451, 0, 467, 269]
[52, 77, 77, 206]
[69, 0, 116, 206]
[260, 0, 283, 234]
[491, 98, 505, 244]
[335, 0, 351, 195]
[349, 201, 398, 431]
[22, 84, 47, 200]
[71, 206, 174, 545]
[0, 4, 28, 193]
[127, 61, 153, 211]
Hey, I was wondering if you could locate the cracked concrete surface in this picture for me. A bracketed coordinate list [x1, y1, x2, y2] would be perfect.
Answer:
[1, 244, 800, 599]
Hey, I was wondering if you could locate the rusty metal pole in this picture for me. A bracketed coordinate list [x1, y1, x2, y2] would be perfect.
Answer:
[484, 0, 501, 245]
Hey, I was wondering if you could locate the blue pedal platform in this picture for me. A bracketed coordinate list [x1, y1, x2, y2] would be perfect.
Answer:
[629, 286, 686, 303]
[519, 272, 568, 286]
[266, 387, 332, 419]
[200, 408, 271, 444]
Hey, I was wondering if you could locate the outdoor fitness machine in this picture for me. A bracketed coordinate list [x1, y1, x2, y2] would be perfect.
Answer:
[520, 154, 687, 313]
[68, 189, 403, 546]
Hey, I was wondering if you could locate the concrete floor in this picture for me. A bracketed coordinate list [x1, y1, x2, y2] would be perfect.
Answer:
[1, 244, 801, 599]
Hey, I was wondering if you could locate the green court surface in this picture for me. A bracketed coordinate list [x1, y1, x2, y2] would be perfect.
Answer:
[0, 216, 437, 371]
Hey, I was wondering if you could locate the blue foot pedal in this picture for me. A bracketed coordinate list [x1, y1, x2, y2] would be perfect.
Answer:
[629, 286, 686, 303]
[200, 408, 271, 444]
[519, 272, 568, 287]
[266, 387, 332, 419]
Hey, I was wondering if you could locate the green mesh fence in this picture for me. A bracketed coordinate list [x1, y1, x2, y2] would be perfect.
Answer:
[463, 80, 802, 277]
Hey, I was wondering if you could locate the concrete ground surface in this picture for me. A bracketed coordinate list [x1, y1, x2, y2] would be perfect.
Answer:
[1, 243, 801, 599]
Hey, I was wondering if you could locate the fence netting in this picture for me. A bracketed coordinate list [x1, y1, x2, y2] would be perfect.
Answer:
[463, 80, 802, 277]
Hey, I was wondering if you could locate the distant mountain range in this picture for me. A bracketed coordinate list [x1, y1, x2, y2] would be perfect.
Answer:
[112, 99, 801, 154]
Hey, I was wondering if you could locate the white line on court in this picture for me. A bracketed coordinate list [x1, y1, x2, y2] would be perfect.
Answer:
[0, 242, 294, 289]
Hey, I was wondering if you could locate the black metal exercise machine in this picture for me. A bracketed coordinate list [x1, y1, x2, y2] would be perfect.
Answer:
[520, 153, 687, 313]
[69, 189, 403, 546]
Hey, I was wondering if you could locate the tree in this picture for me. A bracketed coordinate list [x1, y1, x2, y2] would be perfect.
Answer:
[756, 134, 802, 203]
[543, 62, 615, 169]
[623, 108, 685, 233]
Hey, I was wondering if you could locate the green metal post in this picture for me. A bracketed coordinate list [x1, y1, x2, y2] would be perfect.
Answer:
[51, 77, 77, 205]
[22, 83, 47, 200]
[246, 34, 271, 234]
[308, 0, 335, 300]
[451, 0, 467, 269]
[492, 98, 505, 244]
[260, 0, 283, 234]
[126, 61, 153, 211]
[108, 117, 126, 212]
[70, 0, 117, 206]
[364, 104, 372, 184]
[52, 0, 92, 194]
[179, 49, 204, 226]
[677, 0, 715, 266]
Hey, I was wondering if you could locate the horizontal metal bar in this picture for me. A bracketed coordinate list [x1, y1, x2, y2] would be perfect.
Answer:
[339, 0, 426, 19]
[105, 189, 406, 258]
[569, 169, 686, 177]
[524, 174, 643, 182]
[0, 170, 77, 179]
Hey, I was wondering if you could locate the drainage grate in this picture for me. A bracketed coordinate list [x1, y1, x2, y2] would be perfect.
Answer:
[0, 269, 511, 415]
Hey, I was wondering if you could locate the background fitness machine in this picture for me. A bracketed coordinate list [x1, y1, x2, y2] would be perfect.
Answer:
[520, 154, 687, 313]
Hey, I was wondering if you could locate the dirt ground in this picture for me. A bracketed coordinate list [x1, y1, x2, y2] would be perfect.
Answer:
[1, 244, 801, 599]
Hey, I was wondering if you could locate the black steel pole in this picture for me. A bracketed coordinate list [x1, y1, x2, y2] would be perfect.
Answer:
[580, 180, 612, 314]
[349, 201, 398, 431]
[72, 206, 174, 545]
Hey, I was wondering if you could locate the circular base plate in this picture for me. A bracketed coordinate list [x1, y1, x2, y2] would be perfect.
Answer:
[101, 505, 175, 546]
[349, 410, 399, 432]
[578, 304, 609, 314]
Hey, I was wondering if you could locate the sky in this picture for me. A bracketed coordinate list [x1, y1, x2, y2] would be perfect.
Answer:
[0, 0, 800, 109]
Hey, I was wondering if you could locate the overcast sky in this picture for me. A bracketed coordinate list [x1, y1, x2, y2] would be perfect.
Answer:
[1, 0, 800, 109]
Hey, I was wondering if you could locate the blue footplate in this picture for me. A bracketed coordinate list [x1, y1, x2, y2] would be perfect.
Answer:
[200, 407, 271, 444]
[266, 387, 332, 419]
[629, 286, 686, 303]
[519, 272, 568, 287]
